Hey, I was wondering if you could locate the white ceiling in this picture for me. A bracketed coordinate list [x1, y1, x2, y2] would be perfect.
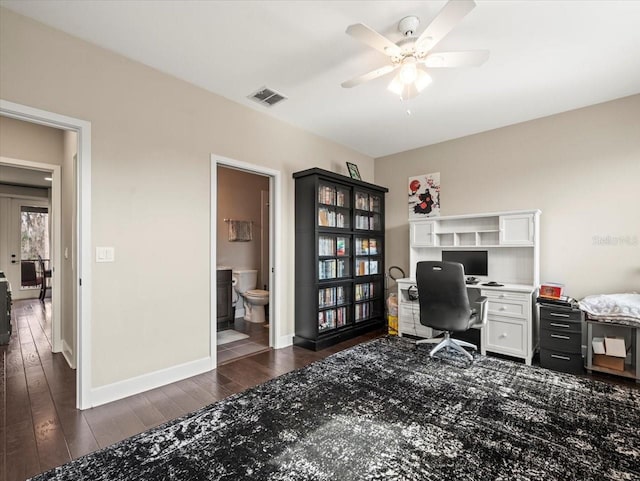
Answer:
[2, 0, 640, 158]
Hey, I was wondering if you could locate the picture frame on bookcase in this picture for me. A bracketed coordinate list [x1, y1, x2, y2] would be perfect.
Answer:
[346, 162, 361, 180]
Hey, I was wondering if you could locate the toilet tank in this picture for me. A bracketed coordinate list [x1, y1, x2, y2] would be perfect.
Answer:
[232, 269, 258, 294]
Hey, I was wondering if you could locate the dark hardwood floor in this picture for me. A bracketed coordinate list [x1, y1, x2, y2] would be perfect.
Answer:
[0, 299, 384, 480]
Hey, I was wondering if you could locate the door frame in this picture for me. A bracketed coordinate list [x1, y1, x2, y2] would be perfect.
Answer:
[210, 155, 283, 367]
[1, 99, 92, 410]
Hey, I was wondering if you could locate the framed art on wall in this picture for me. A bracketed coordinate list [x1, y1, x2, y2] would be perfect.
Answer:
[408, 172, 440, 219]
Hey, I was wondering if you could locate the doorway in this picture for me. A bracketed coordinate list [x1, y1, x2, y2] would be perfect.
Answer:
[210, 155, 282, 368]
[1, 196, 50, 300]
[1, 99, 92, 409]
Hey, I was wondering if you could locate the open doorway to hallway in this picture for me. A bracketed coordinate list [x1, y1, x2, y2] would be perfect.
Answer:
[215, 165, 271, 364]
[1, 99, 91, 409]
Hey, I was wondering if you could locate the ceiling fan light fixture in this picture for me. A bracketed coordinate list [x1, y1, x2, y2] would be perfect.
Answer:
[387, 74, 405, 96]
[414, 69, 433, 92]
[399, 57, 418, 84]
[388, 68, 432, 99]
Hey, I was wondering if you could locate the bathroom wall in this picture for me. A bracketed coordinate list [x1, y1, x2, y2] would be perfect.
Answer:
[217, 166, 269, 284]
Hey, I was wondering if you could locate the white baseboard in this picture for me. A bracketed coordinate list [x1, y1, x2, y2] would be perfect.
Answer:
[89, 356, 213, 408]
[274, 333, 293, 349]
[62, 340, 76, 369]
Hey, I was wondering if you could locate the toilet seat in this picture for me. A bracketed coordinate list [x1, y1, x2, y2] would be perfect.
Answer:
[246, 289, 269, 298]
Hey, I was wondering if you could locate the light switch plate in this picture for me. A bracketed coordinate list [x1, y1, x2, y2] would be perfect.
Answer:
[96, 246, 115, 263]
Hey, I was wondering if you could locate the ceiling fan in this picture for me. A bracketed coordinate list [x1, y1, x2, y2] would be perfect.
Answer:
[342, 0, 489, 100]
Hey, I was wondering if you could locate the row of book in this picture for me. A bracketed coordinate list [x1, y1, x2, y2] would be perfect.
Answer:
[318, 208, 348, 228]
[356, 259, 379, 276]
[355, 282, 376, 301]
[318, 185, 348, 208]
[318, 236, 349, 256]
[318, 259, 348, 280]
[355, 214, 378, 230]
[319, 286, 346, 308]
[355, 302, 372, 322]
[355, 238, 379, 256]
[318, 307, 347, 332]
[354, 193, 381, 212]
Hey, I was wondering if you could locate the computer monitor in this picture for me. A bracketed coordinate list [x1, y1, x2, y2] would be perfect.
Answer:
[441, 250, 488, 277]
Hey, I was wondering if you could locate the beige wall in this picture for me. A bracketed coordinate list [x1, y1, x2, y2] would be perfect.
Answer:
[376, 95, 640, 299]
[216, 167, 269, 282]
[0, 8, 374, 389]
[0, 116, 64, 164]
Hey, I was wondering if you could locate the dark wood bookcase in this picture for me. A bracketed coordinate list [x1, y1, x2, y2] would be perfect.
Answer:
[293, 168, 388, 350]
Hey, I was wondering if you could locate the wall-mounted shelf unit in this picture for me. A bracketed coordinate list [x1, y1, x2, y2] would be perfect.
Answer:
[293, 168, 388, 350]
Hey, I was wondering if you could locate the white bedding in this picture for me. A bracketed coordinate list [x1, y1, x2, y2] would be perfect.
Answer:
[579, 293, 640, 327]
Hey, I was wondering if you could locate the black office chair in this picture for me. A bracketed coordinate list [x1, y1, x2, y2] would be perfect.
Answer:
[415, 261, 488, 362]
[21, 261, 41, 288]
[38, 255, 52, 302]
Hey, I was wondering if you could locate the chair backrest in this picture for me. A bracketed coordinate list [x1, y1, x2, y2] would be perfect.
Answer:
[21, 261, 38, 282]
[416, 261, 472, 331]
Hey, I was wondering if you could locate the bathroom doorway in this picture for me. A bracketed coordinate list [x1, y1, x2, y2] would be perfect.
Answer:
[211, 156, 281, 367]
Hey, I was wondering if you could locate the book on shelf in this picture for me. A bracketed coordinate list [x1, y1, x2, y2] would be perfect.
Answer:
[369, 239, 377, 255]
[336, 238, 346, 256]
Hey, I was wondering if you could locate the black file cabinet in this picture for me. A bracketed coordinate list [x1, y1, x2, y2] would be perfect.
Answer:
[539, 303, 584, 374]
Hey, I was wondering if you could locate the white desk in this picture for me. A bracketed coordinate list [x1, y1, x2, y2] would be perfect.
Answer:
[397, 278, 537, 365]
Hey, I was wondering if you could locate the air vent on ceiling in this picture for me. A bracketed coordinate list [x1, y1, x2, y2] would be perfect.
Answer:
[248, 87, 288, 107]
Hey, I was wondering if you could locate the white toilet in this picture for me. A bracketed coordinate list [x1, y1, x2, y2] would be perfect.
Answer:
[232, 269, 269, 324]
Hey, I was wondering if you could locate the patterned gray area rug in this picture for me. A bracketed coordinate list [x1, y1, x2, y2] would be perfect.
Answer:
[31, 337, 640, 480]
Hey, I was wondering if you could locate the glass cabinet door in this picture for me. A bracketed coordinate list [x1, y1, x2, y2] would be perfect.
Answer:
[318, 183, 351, 229]
[354, 279, 382, 322]
[317, 284, 351, 332]
[318, 235, 351, 280]
[354, 190, 382, 231]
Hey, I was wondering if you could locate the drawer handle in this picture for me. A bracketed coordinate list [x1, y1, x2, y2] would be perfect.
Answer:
[499, 306, 506, 311]
[549, 312, 570, 318]
[500, 332, 508, 338]
[549, 322, 570, 329]
[550, 334, 570, 340]
[551, 354, 571, 361]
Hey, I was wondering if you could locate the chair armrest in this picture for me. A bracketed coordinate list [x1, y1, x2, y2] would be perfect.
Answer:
[471, 296, 488, 328]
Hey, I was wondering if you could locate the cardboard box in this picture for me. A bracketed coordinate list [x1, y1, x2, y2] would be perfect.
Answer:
[592, 337, 606, 355]
[593, 354, 625, 371]
[539, 282, 564, 299]
[604, 337, 626, 357]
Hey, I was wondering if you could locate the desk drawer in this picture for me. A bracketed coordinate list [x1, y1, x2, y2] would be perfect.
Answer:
[482, 290, 530, 301]
[540, 348, 584, 375]
[540, 316, 581, 334]
[540, 306, 583, 322]
[485, 317, 526, 355]
[540, 328, 581, 353]
[487, 298, 528, 319]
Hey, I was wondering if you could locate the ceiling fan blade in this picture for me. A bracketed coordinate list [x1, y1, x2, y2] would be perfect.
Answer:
[422, 50, 489, 68]
[346, 23, 402, 57]
[342, 65, 398, 88]
[415, 0, 476, 54]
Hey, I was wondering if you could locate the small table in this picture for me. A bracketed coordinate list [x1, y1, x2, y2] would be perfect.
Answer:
[585, 318, 640, 383]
